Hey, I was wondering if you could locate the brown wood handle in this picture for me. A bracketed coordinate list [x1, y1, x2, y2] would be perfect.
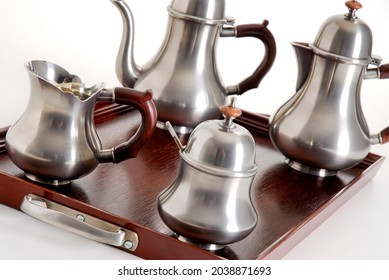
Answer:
[380, 126, 389, 144]
[112, 87, 157, 163]
[234, 20, 276, 95]
[379, 63, 389, 79]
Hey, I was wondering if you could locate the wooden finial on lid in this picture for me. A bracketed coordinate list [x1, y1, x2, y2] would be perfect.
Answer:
[345, 0, 362, 11]
[345, 0, 362, 20]
[220, 97, 242, 119]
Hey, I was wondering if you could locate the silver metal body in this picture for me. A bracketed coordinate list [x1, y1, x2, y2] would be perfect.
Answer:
[6, 61, 107, 185]
[158, 105, 258, 250]
[6, 60, 157, 185]
[136, 8, 228, 134]
[269, 2, 383, 177]
[270, 53, 372, 176]
[112, 0, 231, 134]
[6, 61, 114, 185]
[158, 162, 257, 250]
[111, 0, 274, 134]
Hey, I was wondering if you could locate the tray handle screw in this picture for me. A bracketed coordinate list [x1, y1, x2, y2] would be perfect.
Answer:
[123, 240, 134, 250]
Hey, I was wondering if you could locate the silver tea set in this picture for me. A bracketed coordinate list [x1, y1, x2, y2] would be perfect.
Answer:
[4, 0, 389, 250]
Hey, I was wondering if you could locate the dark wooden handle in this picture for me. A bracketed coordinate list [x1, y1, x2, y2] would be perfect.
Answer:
[370, 62, 389, 142]
[234, 20, 276, 95]
[380, 126, 389, 144]
[379, 63, 389, 79]
[112, 87, 157, 163]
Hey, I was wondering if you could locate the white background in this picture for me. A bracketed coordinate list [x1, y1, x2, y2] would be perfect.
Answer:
[1, 0, 389, 259]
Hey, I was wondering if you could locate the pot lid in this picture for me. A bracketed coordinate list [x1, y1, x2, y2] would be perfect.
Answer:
[168, 0, 234, 25]
[182, 98, 258, 175]
[311, 0, 373, 64]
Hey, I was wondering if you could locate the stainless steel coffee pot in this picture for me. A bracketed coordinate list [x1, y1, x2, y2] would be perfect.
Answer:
[269, 1, 389, 177]
[110, 0, 276, 134]
[158, 98, 258, 250]
[5, 60, 157, 186]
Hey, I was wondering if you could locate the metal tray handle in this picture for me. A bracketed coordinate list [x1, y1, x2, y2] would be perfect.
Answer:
[20, 194, 138, 252]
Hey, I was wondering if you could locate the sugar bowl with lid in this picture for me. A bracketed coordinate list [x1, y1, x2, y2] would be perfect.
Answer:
[157, 98, 258, 250]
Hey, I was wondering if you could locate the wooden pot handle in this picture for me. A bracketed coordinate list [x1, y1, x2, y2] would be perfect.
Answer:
[225, 20, 277, 95]
[380, 126, 389, 144]
[99, 88, 157, 163]
[113, 88, 157, 162]
[377, 63, 389, 143]
[379, 63, 389, 79]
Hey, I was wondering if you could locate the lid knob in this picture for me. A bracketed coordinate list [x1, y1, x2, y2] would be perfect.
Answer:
[220, 97, 242, 128]
[345, 0, 362, 20]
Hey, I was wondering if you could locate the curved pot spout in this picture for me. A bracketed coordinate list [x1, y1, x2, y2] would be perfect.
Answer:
[111, 0, 141, 87]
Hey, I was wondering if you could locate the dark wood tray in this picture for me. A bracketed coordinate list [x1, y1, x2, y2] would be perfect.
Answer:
[0, 104, 385, 259]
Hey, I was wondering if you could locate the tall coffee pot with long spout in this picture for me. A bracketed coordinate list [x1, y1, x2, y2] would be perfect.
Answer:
[269, 1, 389, 177]
[110, 0, 276, 133]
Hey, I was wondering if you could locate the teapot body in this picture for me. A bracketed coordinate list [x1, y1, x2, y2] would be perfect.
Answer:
[269, 55, 371, 176]
[269, 1, 389, 176]
[111, 0, 276, 134]
[135, 14, 225, 132]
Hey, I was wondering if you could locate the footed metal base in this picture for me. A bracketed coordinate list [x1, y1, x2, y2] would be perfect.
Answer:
[25, 173, 72, 186]
[157, 121, 193, 135]
[285, 158, 338, 177]
[177, 235, 225, 251]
